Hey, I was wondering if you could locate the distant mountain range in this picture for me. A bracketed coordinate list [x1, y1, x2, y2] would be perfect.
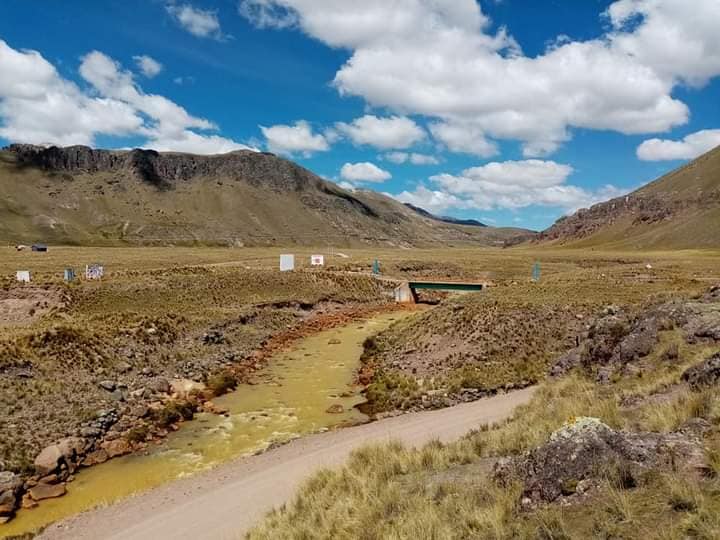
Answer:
[0, 144, 532, 247]
[539, 145, 720, 249]
[403, 203, 488, 227]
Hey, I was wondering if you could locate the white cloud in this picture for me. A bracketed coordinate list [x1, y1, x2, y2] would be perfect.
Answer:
[637, 129, 720, 161]
[394, 186, 472, 215]
[427, 160, 627, 212]
[133, 55, 163, 78]
[0, 40, 251, 154]
[166, 3, 224, 39]
[429, 121, 499, 158]
[335, 115, 425, 149]
[260, 120, 329, 155]
[239, 0, 720, 155]
[337, 180, 357, 192]
[383, 151, 439, 165]
[340, 161, 391, 183]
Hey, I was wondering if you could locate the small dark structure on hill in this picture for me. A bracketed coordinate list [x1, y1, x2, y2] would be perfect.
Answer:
[31, 244, 48, 252]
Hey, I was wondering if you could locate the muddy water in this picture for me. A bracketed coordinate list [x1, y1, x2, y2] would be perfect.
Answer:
[2, 311, 412, 538]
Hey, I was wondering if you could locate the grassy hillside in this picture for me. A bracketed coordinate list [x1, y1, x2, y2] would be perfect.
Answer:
[539, 145, 720, 250]
[0, 146, 530, 247]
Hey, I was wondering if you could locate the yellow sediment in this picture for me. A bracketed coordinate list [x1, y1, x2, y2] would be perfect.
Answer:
[0, 311, 413, 538]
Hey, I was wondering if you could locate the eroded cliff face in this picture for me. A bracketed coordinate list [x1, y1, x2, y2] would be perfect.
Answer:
[6, 144, 324, 192]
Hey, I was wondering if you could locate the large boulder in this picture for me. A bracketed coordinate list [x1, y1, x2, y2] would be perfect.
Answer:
[170, 378, 206, 399]
[494, 417, 704, 505]
[34, 437, 86, 476]
[682, 353, 720, 390]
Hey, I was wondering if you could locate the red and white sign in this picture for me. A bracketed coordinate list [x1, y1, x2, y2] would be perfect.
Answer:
[310, 255, 324, 266]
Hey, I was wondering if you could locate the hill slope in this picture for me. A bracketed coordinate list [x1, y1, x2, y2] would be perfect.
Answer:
[539, 145, 720, 249]
[0, 145, 530, 247]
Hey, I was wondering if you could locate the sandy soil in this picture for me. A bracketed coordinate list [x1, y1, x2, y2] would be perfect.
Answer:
[38, 387, 535, 540]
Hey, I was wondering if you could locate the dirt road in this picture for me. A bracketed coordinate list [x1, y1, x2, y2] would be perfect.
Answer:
[39, 387, 535, 540]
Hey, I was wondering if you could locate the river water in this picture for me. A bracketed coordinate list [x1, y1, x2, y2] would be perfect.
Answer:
[2, 311, 411, 538]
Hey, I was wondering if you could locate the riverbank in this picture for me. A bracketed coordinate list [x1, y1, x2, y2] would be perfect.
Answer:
[0, 265, 397, 530]
[36, 388, 536, 540]
[1, 308, 417, 538]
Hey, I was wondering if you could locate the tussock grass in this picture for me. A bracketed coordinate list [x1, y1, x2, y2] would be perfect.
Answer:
[249, 339, 720, 539]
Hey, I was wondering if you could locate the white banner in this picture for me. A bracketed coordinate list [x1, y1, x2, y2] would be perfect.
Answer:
[16, 270, 30, 283]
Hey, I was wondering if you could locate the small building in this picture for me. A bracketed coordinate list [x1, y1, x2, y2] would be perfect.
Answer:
[31, 244, 48, 252]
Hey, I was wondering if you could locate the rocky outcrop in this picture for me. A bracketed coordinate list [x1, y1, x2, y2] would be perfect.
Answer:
[537, 145, 720, 247]
[551, 285, 720, 381]
[494, 417, 705, 506]
[682, 352, 720, 390]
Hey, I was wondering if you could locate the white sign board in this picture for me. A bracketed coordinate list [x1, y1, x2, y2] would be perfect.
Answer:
[16, 270, 31, 283]
[310, 254, 324, 266]
[279, 254, 295, 272]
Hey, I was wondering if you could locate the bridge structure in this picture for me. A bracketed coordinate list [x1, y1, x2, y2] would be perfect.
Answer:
[394, 280, 485, 303]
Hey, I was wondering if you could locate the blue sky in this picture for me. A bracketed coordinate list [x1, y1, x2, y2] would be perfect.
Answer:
[1, 0, 719, 231]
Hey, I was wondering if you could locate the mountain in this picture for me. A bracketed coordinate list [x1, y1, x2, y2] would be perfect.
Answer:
[539, 145, 720, 249]
[0, 144, 531, 247]
[403, 203, 487, 227]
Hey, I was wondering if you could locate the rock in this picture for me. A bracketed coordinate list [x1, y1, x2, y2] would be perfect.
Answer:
[202, 401, 229, 415]
[34, 445, 64, 476]
[682, 353, 720, 390]
[21, 493, 38, 509]
[550, 348, 581, 376]
[0, 472, 22, 494]
[39, 474, 59, 485]
[202, 330, 225, 345]
[29, 483, 66, 501]
[35, 437, 86, 476]
[150, 377, 171, 394]
[328, 338, 341, 345]
[326, 404, 344, 414]
[494, 417, 704, 505]
[170, 378, 206, 399]
[110, 389, 126, 402]
[99, 380, 117, 391]
[117, 361, 132, 373]
[101, 439, 132, 458]
[82, 449, 109, 467]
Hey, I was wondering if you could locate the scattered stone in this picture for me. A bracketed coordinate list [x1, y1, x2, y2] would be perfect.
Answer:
[98, 380, 117, 392]
[21, 493, 38, 509]
[170, 378, 206, 398]
[202, 330, 225, 345]
[82, 449, 109, 467]
[328, 338, 341, 345]
[34, 445, 64, 476]
[101, 439, 132, 458]
[117, 361, 132, 374]
[150, 378, 171, 394]
[326, 404, 344, 414]
[29, 482, 66, 501]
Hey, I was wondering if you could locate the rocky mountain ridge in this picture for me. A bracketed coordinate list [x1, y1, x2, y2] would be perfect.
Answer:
[0, 144, 531, 247]
[538, 145, 720, 249]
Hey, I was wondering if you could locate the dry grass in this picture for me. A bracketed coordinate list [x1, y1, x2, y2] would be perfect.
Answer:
[248, 329, 720, 539]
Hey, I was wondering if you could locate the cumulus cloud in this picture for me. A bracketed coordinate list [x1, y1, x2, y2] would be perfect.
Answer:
[166, 3, 224, 39]
[335, 115, 425, 149]
[393, 185, 472, 214]
[383, 151, 439, 165]
[0, 40, 251, 154]
[394, 159, 627, 214]
[260, 120, 329, 155]
[133, 55, 163, 78]
[429, 121, 499, 158]
[239, 0, 720, 155]
[637, 129, 720, 161]
[340, 161, 391, 183]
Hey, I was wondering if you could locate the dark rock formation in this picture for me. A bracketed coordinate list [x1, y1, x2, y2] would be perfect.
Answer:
[494, 417, 705, 506]
[682, 352, 720, 390]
